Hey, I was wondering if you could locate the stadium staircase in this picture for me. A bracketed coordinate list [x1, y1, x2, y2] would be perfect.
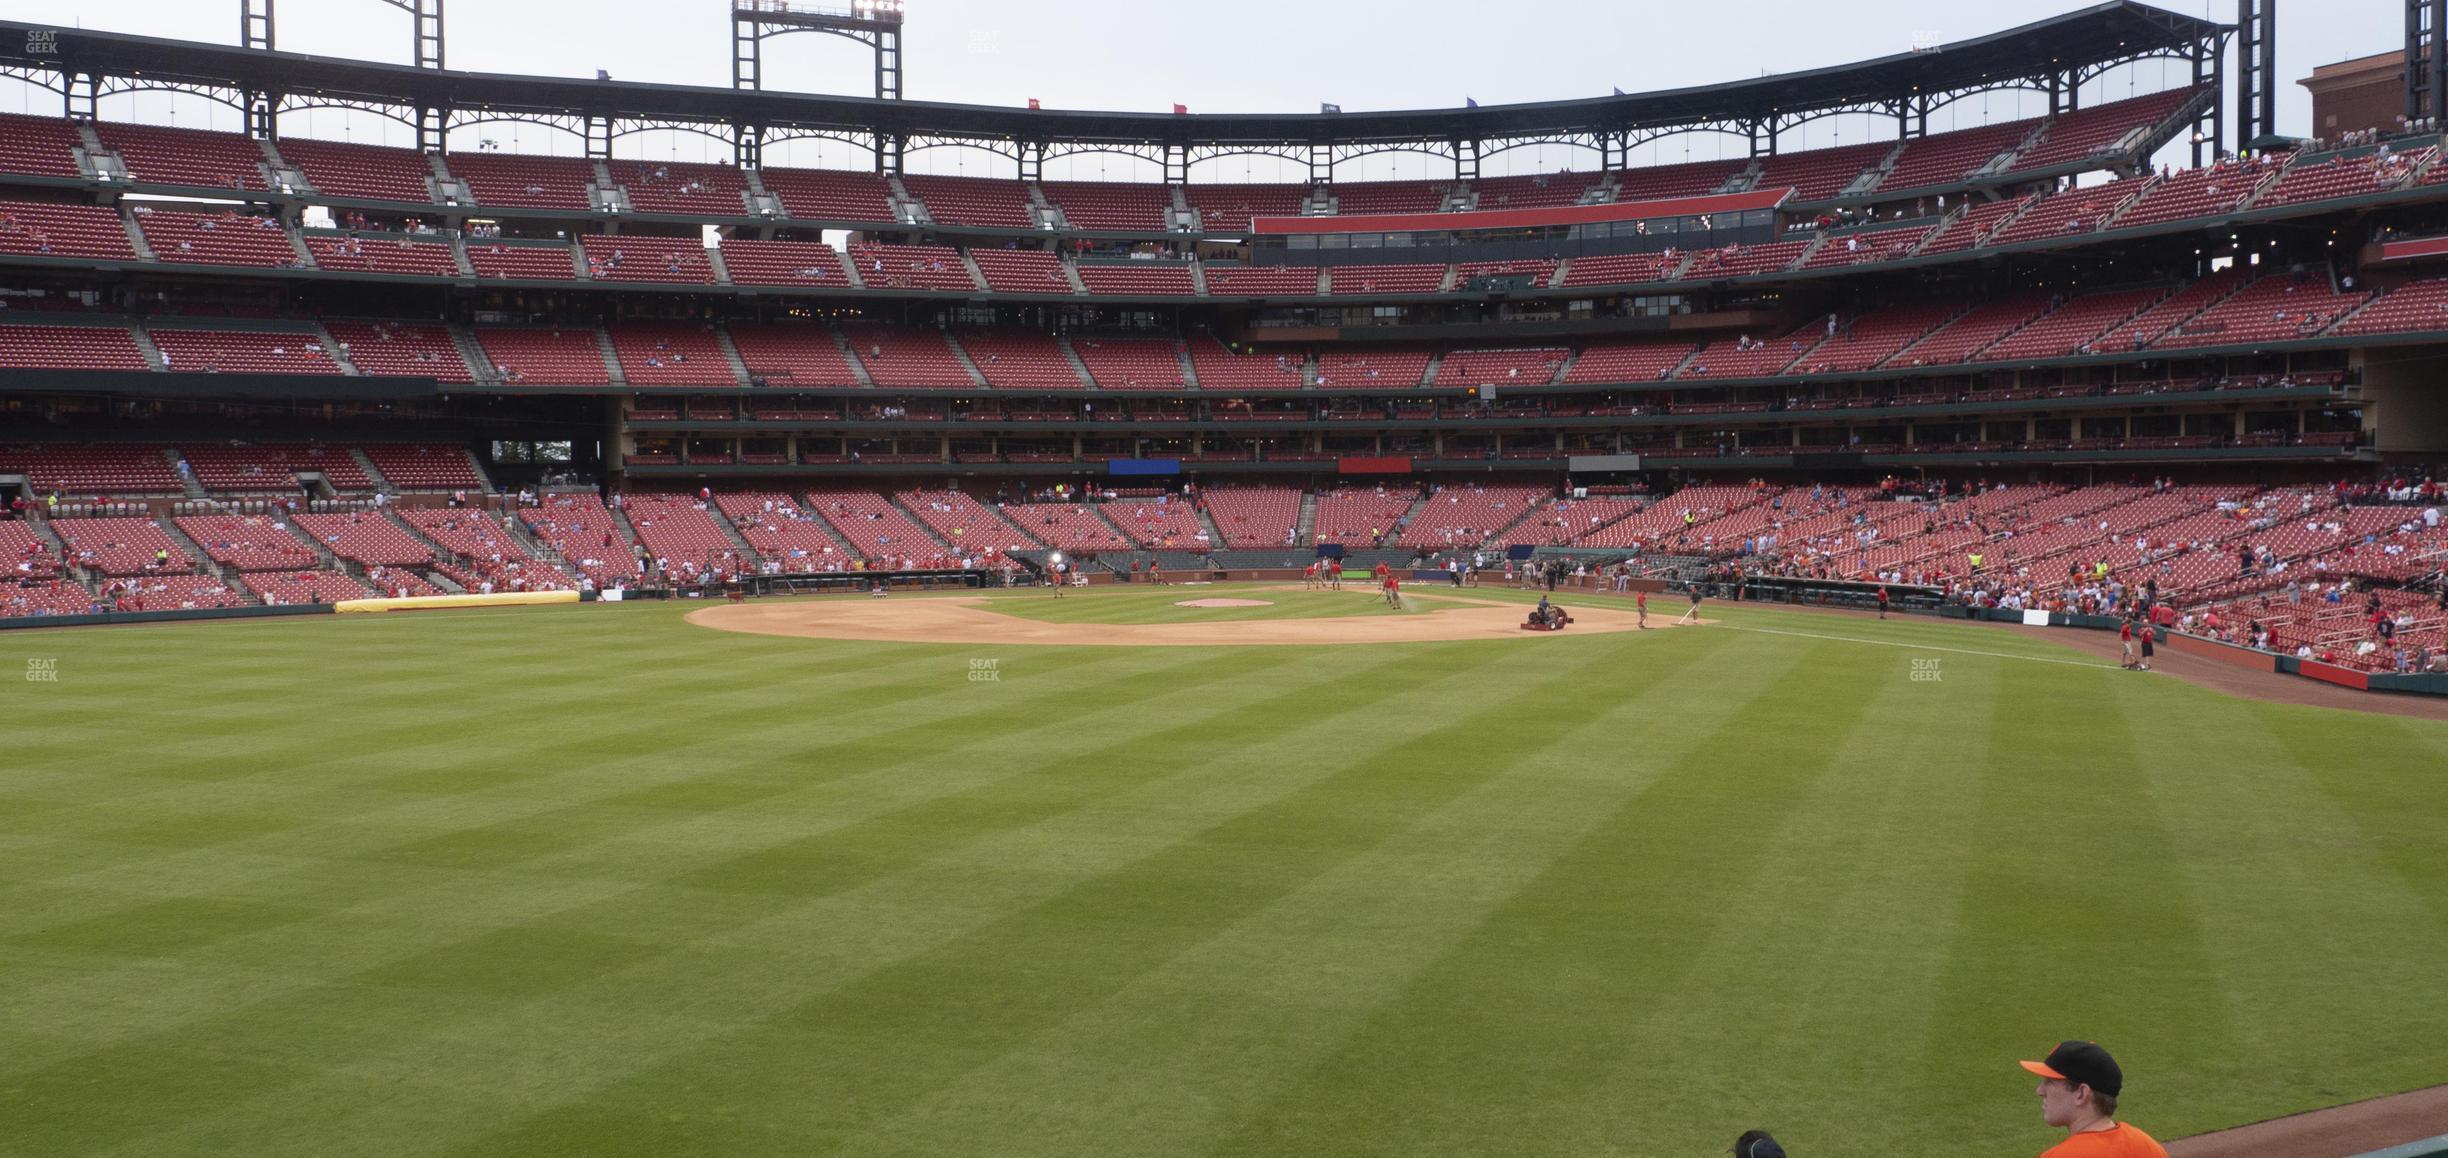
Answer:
[1188, 262, 1210, 296]
[606, 500, 646, 557]
[1546, 260, 1571, 288]
[284, 520, 346, 572]
[943, 336, 994, 388]
[445, 233, 477, 277]
[495, 505, 585, 582]
[446, 325, 493, 382]
[1174, 345, 1200, 390]
[124, 322, 166, 371]
[831, 325, 877, 386]
[704, 246, 735, 286]
[707, 504, 763, 562]
[27, 512, 73, 560]
[348, 448, 394, 494]
[593, 328, 627, 386]
[313, 322, 361, 375]
[1294, 491, 1319, 546]
[713, 328, 755, 386]
[1192, 503, 1227, 549]
[74, 123, 128, 183]
[588, 160, 628, 214]
[883, 174, 922, 224]
[115, 205, 156, 261]
[1083, 502, 1137, 547]
[1059, 257, 1087, 294]
[1396, 492, 1435, 541]
[284, 223, 317, 269]
[154, 516, 240, 592]
[1419, 353, 1443, 387]
[1054, 339, 1097, 389]
[956, 249, 990, 293]
[1481, 498, 1552, 551]
[737, 167, 773, 213]
[162, 448, 207, 500]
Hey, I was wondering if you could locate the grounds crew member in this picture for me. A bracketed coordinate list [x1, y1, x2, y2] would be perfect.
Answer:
[2021, 1041, 2165, 1157]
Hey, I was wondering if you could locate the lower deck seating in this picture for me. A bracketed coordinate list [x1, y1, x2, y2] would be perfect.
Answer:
[518, 495, 641, 585]
[294, 512, 440, 568]
[243, 569, 373, 605]
[174, 515, 321, 571]
[395, 509, 575, 591]
[894, 488, 1043, 559]
[1199, 486, 1303, 548]
[53, 517, 199, 576]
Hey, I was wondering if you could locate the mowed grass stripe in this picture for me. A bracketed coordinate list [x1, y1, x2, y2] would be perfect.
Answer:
[1577, 641, 2007, 1158]
[431, 640, 1641, 1157]
[0, 647, 1234, 1079]
[4, 646, 1302, 1150]
[47, 641, 1507, 1158]
[832, 630, 1757, 1157]
[2145, 697, 2448, 1126]
[1913, 658, 2235, 1156]
[1197, 636, 1878, 1158]
[91, 640, 1520, 1158]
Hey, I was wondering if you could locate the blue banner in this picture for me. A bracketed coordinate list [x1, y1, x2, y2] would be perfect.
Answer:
[1107, 459, 1182, 476]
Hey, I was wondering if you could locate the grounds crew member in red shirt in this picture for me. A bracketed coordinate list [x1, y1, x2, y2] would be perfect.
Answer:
[2022, 1041, 2165, 1157]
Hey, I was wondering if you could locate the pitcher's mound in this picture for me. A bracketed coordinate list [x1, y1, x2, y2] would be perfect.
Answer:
[1176, 598, 1272, 608]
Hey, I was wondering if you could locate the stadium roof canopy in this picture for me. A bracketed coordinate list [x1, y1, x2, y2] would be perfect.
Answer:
[0, 2, 2226, 152]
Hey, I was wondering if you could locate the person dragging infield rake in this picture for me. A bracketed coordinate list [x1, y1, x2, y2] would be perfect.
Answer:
[1677, 583, 1704, 626]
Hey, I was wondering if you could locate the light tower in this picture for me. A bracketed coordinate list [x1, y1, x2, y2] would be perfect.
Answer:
[732, 0, 905, 100]
[731, 1, 908, 171]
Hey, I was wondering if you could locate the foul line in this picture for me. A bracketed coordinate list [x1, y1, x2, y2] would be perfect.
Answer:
[1716, 623, 2121, 669]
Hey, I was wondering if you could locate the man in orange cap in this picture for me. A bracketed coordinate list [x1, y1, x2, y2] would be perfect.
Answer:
[2021, 1041, 2165, 1156]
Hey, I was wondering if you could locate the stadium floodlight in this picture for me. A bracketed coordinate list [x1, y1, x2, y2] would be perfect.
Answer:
[1050, 552, 1064, 565]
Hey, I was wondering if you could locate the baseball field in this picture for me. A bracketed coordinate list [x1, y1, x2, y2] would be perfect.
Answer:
[4, 583, 2443, 1157]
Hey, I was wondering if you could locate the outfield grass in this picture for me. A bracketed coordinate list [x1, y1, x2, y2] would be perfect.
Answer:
[2, 587, 2443, 1157]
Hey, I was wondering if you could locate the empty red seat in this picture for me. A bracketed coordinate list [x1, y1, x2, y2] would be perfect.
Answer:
[0, 323, 148, 372]
[152, 329, 342, 375]
[0, 200, 138, 260]
[96, 122, 269, 190]
[274, 137, 435, 203]
[476, 328, 611, 386]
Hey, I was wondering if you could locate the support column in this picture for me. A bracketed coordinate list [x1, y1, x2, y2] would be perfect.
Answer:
[2409, 0, 2448, 125]
[415, 106, 445, 153]
[2236, 0, 2275, 147]
[65, 72, 97, 121]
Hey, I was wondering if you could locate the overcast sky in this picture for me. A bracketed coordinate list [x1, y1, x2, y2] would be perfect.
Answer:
[0, 0, 2405, 180]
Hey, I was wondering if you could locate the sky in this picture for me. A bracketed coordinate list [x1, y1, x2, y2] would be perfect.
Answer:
[0, 0, 2407, 180]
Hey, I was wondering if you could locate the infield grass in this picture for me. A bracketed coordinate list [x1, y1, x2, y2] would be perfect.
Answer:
[3, 585, 2443, 1157]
